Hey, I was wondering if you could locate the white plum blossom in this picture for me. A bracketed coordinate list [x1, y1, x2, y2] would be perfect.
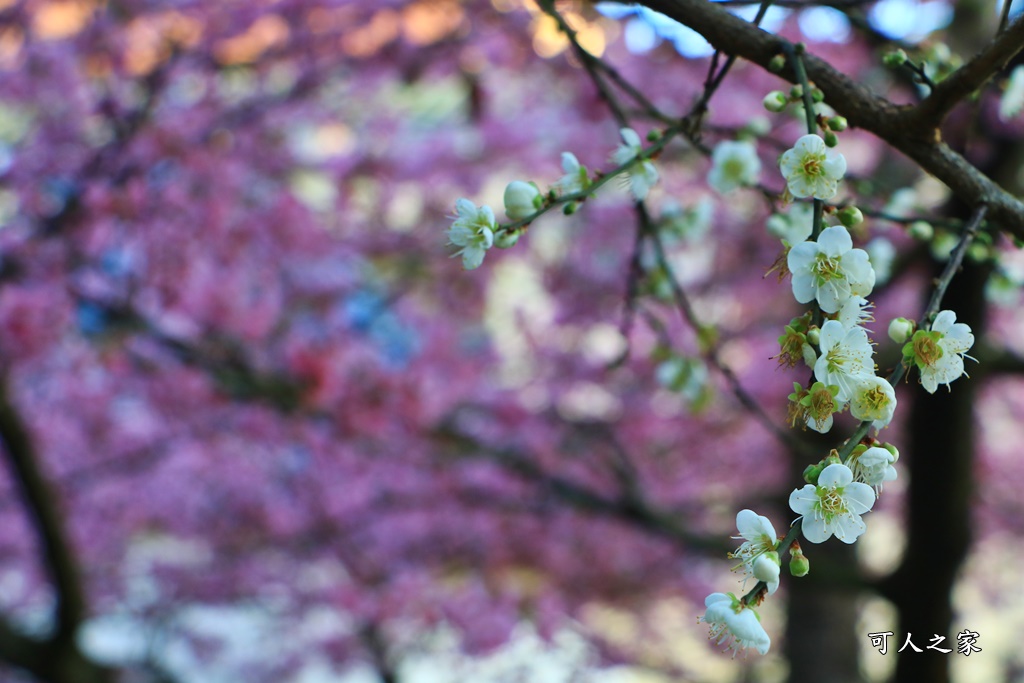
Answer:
[779, 133, 847, 200]
[708, 140, 761, 194]
[551, 151, 590, 196]
[908, 310, 976, 393]
[814, 319, 875, 402]
[865, 237, 896, 285]
[699, 593, 771, 655]
[789, 463, 875, 544]
[834, 296, 874, 332]
[766, 202, 813, 246]
[729, 509, 779, 593]
[1000, 65, 1024, 121]
[730, 509, 778, 563]
[848, 375, 897, 430]
[503, 181, 542, 221]
[611, 127, 659, 200]
[788, 225, 876, 313]
[447, 198, 496, 269]
[850, 446, 898, 493]
[752, 553, 781, 596]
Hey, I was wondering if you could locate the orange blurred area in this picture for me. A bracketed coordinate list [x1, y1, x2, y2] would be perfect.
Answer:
[214, 14, 289, 65]
[30, 0, 95, 40]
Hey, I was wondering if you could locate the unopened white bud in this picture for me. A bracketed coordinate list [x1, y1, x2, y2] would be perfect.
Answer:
[888, 317, 914, 344]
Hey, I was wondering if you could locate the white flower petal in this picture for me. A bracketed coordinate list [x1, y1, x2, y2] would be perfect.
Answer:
[789, 485, 819, 516]
[620, 127, 642, 149]
[801, 515, 830, 543]
[844, 482, 876, 514]
[932, 309, 956, 334]
[818, 463, 853, 488]
[831, 513, 866, 544]
[818, 225, 853, 257]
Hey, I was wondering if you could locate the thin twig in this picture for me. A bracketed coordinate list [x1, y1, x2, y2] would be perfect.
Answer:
[642, 206, 815, 457]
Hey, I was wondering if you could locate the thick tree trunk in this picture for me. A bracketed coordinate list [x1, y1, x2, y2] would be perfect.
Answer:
[885, 258, 984, 683]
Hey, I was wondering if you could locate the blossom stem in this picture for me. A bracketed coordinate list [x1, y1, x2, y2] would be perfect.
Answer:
[500, 125, 683, 233]
[921, 204, 988, 326]
[784, 44, 818, 136]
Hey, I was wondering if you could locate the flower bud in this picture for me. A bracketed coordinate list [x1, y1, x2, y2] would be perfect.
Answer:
[811, 87, 825, 103]
[494, 231, 520, 249]
[908, 220, 933, 241]
[967, 242, 990, 263]
[827, 116, 848, 132]
[753, 552, 781, 583]
[789, 545, 810, 577]
[790, 84, 804, 100]
[888, 317, 915, 344]
[763, 91, 789, 113]
[803, 463, 822, 485]
[768, 54, 786, 72]
[806, 326, 820, 346]
[563, 202, 578, 215]
[882, 442, 900, 463]
[503, 181, 542, 221]
[823, 130, 838, 147]
[838, 206, 863, 227]
[884, 49, 908, 67]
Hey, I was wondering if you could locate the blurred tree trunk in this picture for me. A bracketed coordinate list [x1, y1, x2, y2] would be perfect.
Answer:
[785, 433, 862, 683]
[887, 257, 985, 683]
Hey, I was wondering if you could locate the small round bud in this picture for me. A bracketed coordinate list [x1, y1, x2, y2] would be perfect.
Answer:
[769, 54, 786, 72]
[883, 49, 908, 67]
[888, 317, 915, 344]
[811, 87, 825, 103]
[806, 326, 820, 346]
[803, 463, 822, 485]
[823, 130, 838, 147]
[646, 129, 662, 142]
[908, 220, 934, 241]
[563, 202, 578, 215]
[789, 548, 810, 577]
[967, 242, 990, 263]
[838, 206, 864, 227]
[503, 180, 542, 221]
[763, 90, 789, 113]
[494, 231, 520, 249]
[754, 552, 781, 584]
[790, 84, 804, 100]
[827, 115, 848, 131]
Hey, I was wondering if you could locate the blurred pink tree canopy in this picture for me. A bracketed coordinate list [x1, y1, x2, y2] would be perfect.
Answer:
[1, 0, 1024, 681]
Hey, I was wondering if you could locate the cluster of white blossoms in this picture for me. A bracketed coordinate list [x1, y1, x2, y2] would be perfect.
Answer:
[701, 124, 979, 656]
[446, 112, 983, 661]
[446, 128, 658, 269]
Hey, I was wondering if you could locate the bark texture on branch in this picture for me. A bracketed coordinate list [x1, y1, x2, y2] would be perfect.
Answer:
[634, 0, 1024, 236]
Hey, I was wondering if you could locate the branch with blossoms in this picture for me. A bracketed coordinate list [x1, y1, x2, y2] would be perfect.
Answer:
[446, 14, 995, 656]
[633, 0, 1024, 235]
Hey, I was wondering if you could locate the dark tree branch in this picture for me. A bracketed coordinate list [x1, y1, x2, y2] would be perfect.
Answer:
[911, 14, 1024, 126]
[631, 0, 1024, 236]
[0, 378, 86, 640]
[435, 420, 728, 553]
